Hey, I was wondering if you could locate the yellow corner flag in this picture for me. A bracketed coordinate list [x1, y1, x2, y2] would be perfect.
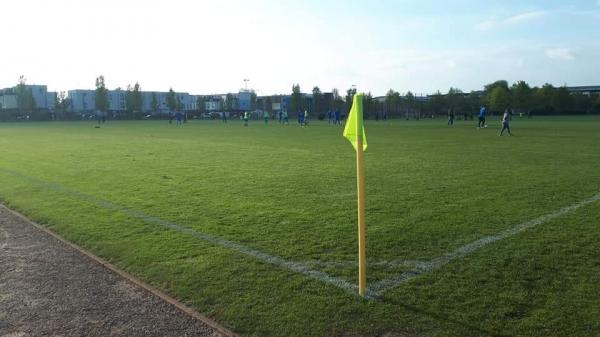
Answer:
[343, 93, 367, 151]
[343, 93, 368, 296]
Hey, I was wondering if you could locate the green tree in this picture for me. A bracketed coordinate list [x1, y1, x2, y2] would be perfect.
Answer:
[125, 84, 135, 114]
[483, 80, 509, 106]
[250, 90, 257, 111]
[125, 83, 142, 118]
[53, 92, 60, 111]
[552, 86, 572, 113]
[312, 86, 322, 114]
[593, 95, 600, 113]
[166, 88, 177, 112]
[511, 80, 532, 114]
[427, 91, 445, 116]
[455, 89, 467, 113]
[489, 86, 511, 113]
[385, 89, 401, 117]
[484, 80, 509, 93]
[55, 91, 71, 119]
[15, 75, 36, 113]
[95, 75, 109, 112]
[265, 96, 273, 114]
[405, 91, 416, 109]
[345, 87, 357, 112]
[133, 82, 142, 113]
[467, 91, 481, 117]
[176, 96, 183, 112]
[364, 92, 374, 118]
[571, 92, 592, 114]
[329, 88, 337, 110]
[196, 96, 206, 114]
[225, 93, 234, 112]
[446, 87, 463, 109]
[290, 84, 302, 113]
[533, 83, 555, 113]
[331, 88, 344, 111]
[405, 91, 418, 119]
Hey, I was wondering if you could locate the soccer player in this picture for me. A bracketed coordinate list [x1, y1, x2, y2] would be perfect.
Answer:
[95, 110, 103, 125]
[264, 110, 269, 124]
[175, 111, 183, 125]
[243, 111, 249, 126]
[282, 110, 289, 124]
[334, 109, 341, 125]
[302, 110, 308, 127]
[447, 106, 455, 126]
[478, 105, 487, 128]
[327, 110, 333, 124]
[500, 107, 513, 136]
[222, 111, 228, 123]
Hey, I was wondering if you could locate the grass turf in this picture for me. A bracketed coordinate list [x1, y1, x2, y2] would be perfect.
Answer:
[0, 116, 599, 336]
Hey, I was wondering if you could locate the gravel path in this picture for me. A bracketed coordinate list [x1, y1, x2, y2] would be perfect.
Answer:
[0, 205, 232, 337]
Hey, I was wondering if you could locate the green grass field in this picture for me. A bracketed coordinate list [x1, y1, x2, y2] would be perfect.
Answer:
[1, 116, 599, 337]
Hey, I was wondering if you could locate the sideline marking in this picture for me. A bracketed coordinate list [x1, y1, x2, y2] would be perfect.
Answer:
[368, 192, 600, 296]
[0, 168, 376, 298]
[2, 167, 597, 299]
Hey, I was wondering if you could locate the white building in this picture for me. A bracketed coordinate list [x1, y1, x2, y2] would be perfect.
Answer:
[0, 85, 55, 110]
[142, 91, 169, 114]
[203, 95, 225, 111]
[0, 88, 17, 109]
[68, 90, 96, 112]
[108, 89, 126, 112]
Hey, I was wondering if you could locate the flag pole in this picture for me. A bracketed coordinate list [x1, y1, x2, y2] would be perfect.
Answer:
[343, 93, 367, 297]
[356, 136, 366, 296]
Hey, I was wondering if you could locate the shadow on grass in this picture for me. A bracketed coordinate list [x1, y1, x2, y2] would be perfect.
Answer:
[380, 295, 509, 337]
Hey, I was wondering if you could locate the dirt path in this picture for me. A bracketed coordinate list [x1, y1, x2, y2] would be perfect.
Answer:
[0, 205, 233, 337]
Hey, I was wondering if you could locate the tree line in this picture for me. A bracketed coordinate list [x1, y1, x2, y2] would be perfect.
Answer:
[4, 76, 600, 121]
[285, 81, 600, 120]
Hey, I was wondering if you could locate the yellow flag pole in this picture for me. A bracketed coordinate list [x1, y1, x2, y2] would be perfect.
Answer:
[343, 93, 367, 296]
[356, 136, 366, 296]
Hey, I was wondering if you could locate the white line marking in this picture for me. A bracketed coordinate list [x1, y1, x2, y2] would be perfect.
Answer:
[5, 167, 596, 300]
[369, 192, 600, 296]
[0, 168, 377, 298]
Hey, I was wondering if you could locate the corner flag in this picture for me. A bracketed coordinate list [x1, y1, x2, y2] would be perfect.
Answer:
[343, 94, 368, 151]
[343, 93, 368, 296]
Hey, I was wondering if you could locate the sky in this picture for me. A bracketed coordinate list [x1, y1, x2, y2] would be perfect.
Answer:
[1, 0, 599, 96]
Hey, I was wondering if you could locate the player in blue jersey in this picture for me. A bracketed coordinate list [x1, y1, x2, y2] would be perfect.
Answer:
[478, 106, 487, 128]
